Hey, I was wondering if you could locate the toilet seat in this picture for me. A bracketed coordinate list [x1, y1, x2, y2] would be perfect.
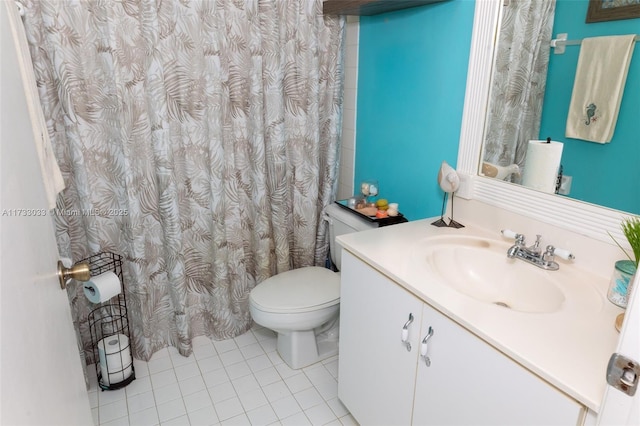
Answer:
[250, 267, 339, 314]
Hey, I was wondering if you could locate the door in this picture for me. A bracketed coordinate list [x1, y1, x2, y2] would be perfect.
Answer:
[0, 3, 93, 425]
[338, 251, 423, 426]
[598, 271, 640, 425]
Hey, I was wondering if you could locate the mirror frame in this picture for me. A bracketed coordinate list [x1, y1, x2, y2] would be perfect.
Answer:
[456, 0, 630, 245]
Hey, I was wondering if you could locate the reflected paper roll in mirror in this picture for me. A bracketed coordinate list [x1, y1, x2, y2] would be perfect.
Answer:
[521, 140, 563, 194]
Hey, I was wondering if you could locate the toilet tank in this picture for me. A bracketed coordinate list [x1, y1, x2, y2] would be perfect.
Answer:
[325, 203, 377, 270]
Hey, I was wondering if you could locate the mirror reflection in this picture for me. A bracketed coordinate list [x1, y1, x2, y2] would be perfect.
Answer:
[481, 0, 640, 215]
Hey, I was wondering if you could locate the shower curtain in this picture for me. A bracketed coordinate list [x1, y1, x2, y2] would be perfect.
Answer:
[482, 0, 555, 181]
[21, 0, 344, 362]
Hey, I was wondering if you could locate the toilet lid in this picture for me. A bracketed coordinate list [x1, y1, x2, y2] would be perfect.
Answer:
[250, 267, 340, 313]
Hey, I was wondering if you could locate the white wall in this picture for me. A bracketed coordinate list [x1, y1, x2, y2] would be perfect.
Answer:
[337, 16, 359, 200]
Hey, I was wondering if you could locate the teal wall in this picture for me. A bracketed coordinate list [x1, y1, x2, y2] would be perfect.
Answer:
[540, 1, 640, 214]
[355, 0, 475, 221]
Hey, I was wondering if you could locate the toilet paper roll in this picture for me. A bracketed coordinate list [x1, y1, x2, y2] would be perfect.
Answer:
[521, 140, 564, 194]
[98, 334, 133, 385]
[83, 271, 120, 303]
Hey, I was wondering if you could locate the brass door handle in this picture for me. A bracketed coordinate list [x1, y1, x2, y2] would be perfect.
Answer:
[57, 261, 90, 289]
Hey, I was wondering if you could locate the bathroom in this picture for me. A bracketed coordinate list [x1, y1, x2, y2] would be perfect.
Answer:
[1, 0, 639, 425]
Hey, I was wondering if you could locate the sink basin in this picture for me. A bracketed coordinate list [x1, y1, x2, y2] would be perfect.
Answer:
[413, 236, 566, 313]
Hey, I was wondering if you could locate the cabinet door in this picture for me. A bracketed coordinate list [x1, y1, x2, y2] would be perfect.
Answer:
[412, 303, 584, 425]
[338, 251, 423, 426]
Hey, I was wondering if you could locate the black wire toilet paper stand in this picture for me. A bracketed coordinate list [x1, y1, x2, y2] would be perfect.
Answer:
[83, 252, 135, 391]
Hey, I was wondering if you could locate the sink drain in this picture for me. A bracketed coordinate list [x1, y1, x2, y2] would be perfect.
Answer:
[493, 301, 511, 309]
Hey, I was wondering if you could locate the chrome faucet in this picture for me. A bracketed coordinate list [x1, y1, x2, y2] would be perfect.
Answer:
[502, 230, 574, 271]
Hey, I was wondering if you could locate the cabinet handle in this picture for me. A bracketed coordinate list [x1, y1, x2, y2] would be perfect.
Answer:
[421, 326, 434, 366]
[401, 313, 414, 352]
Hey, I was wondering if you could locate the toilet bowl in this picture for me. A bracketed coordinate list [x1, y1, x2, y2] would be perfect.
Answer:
[249, 202, 378, 369]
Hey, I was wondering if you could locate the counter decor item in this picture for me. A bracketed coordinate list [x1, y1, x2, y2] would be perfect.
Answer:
[431, 161, 464, 228]
[608, 216, 639, 331]
[360, 179, 379, 203]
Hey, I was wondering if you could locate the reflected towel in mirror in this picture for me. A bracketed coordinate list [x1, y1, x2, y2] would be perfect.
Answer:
[565, 35, 636, 144]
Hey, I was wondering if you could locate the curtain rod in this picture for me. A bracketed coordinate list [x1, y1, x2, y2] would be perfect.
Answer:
[550, 33, 640, 54]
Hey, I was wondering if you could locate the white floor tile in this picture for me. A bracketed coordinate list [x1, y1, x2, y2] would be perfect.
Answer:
[198, 356, 223, 373]
[220, 412, 251, 426]
[208, 381, 237, 404]
[151, 369, 178, 389]
[188, 404, 219, 426]
[304, 402, 336, 426]
[237, 388, 268, 411]
[176, 362, 203, 382]
[265, 352, 284, 367]
[246, 404, 278, 426]
[93, 332, 351, 426]
[246, 354, 272, 373]
[326, 398, 348, 418]
[99, 388, 127, 406]
[148, 356, 174, 375]
[128, 407, 159, 426]
[270, 395, 302, 420]
[156, 397, 187, 423]
[234, 332, 258, 348]
[99, 399, 128, 424]
[338, 414, 357, 425]
[89, 391, 99, 408]
[183, 389, 214, 413]
[314, 379, 338, 401]
[126, 376, 153, 397]
[92, 407, 99, 426]
[239, 342, 264, 360]
[133, 359, 151, 378]
[127, 390, 156, 414]
[280, 412, 311, 426]
[213, 339, 238, 354]
[220, 349, 244, 367]
[293, 388, 323, 411]
[254, 367, 281, 387]
[225, 361, 252, 380]
[203, 368, 230, 388]
[284, 373, 312, 394]
[231, 374, 260, 394]
[262, 381, 291, 404]
[179, 375, 207, 396]
[153, 383, 182, 405]
[161, 414, 190, 425]
[215, 396, 244, 421]
[100, 415, 130, 426]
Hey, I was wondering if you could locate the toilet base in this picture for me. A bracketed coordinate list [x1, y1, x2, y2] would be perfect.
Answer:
[276, 325, 339, 370]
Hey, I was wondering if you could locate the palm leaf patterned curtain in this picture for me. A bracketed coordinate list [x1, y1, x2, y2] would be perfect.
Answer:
[483, 0, 555, 182]
[21, 0, 344, 362]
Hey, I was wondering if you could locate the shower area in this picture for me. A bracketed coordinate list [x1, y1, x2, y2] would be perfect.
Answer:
[17, 0, 345, 363]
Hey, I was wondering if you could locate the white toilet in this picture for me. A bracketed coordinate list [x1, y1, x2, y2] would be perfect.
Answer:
[249, 202, 377, 369]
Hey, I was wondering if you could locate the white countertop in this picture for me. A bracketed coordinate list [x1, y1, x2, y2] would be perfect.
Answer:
[337, 218, 623, 412]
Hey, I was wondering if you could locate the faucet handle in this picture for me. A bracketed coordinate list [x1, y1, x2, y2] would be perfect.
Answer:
[544, 245, 575, 261]
[501, 229, 518, 239]
[501, 229, 525, 245]
[553, 247, 575, 261]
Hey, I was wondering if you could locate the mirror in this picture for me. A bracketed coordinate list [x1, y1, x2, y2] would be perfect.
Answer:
[456, 1, 634, 247]
[480, 0, 640, 215]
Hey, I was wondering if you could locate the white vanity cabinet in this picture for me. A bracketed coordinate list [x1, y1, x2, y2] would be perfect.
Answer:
[338, 251, 586, 425]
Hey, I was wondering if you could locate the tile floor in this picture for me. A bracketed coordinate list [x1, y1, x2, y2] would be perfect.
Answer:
[89, 324, 357, 426]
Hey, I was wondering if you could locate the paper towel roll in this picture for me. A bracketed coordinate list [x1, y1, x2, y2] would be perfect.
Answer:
[98, 334, 133, 385]
[521, 140, 564, 194]
[83, 271, 120, 303]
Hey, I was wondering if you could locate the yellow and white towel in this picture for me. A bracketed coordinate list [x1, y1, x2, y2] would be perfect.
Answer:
[565, 35, 636, 144]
